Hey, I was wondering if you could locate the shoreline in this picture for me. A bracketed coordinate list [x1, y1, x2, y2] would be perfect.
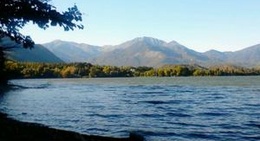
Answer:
[0, 112, 144, 141]
[0, 84, 144, 141]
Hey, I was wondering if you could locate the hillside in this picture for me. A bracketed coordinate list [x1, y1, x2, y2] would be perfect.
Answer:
[43, 40, 102, 62]
[6, 44, 63, 63]
[227, 44, 260, 67]
[6, 36, 259, 67]
[42, 37, 260, 67]
[93, 37, 210, 66]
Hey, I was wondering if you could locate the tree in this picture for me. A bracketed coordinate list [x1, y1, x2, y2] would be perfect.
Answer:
[61, 66, 77, 78]
[0, 0, 83, 85]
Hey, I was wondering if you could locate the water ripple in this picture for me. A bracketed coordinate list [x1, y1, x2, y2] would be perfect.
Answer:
[1, 77, 260, 141]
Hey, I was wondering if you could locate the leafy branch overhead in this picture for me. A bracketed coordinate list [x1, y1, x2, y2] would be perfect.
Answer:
[0, 0, 84, 48]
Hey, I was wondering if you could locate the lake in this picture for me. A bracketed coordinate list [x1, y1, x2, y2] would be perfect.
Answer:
[0, 77, 260, 141]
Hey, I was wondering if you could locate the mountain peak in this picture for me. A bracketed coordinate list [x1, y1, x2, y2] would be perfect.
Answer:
[38, 37, 260, 67]
[204, 49, 221, 54]
[50, 39, 78, 45]
[168, 40, 180, 46]
[132, 36, 166, 46]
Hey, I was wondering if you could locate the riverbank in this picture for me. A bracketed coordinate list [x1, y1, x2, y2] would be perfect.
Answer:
[0, 112, 144, 141]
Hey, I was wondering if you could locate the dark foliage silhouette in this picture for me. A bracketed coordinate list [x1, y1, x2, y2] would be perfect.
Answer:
[0, 0, 83, 84]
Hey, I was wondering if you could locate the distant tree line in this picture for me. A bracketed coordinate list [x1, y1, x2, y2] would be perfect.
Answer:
[4, 61, 260, 79]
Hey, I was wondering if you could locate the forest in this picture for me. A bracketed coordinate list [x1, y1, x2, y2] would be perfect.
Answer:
[4, 61, 260, 79]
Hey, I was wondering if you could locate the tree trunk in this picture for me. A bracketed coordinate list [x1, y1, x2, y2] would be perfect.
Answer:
[0, 47, 7, 85]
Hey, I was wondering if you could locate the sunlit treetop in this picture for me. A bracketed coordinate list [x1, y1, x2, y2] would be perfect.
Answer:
[0, 0, 84, 48]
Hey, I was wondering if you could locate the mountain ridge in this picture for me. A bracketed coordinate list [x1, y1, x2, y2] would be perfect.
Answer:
[7, 44, 64, 63]
[0, 37, 63, 63]
[5, 37, 260, 67]
[42, 37, 260, 67]
[43, 40, 102, 62]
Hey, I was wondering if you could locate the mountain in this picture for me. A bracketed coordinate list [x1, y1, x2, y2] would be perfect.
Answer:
[203, 44, 260, 67]
[39, 37, 260, 67]
[203, 50, 231, 66]
[0, 38, 63, 63]
[7, 44, 63, 63]
[203, 49, 229, 61]
[43, 40, 102, 62]
[92, 37, 168, 66]
[93, 37, 209, 66]
[3, 36, 259, 67]
[227, 44, 260, 67]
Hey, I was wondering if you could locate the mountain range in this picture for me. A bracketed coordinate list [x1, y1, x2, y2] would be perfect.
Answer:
[7, 44, 63, 63]
[0, 37, 62, 63]
[7, 37, 260, 67]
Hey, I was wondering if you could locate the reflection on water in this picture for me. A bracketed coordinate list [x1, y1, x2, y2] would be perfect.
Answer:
[0, 77, 260, 141]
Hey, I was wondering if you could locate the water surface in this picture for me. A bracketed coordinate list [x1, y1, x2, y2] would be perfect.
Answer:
[1, 77, 260, 141]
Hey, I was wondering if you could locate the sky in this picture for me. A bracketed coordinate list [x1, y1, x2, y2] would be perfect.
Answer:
[21, 0, 260, 52]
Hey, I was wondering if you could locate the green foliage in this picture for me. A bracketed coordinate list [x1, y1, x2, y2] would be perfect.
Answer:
[0, 0, 83, 85]
[5, 61, 260, 79]
[0, 0, 83, 48]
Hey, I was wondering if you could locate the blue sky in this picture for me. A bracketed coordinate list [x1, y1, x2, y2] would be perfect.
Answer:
[21, 0, 260, 52]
